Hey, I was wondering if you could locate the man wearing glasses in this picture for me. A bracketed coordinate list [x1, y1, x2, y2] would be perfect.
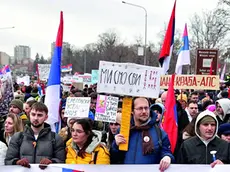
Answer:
[112, 97, 174, 171]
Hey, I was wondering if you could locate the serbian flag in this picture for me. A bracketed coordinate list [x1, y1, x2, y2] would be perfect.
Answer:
[62, 168, 83, 172]
[159, 0, 176, 74]
[45, 11, 63, 132]
[175, 24, 190, 74]
[162, 74, 178, 153]
[1, 65, 11, 74]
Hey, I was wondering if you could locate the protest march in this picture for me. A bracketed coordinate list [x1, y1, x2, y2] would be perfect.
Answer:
[1, 0, 230, 172]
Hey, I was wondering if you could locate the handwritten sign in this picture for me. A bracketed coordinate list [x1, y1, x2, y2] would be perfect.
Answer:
[64, 97, 91, 118]
[97, 61, 163, 98]
[37, 64, 51, 80]
[95, 95, 119, 123]
[160, 75, 219, 90]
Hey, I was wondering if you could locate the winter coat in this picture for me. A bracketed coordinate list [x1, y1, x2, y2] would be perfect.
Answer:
[5, 123, 66, 165]
[65, 131, 110, 164]
[0, 141, 7, 165]
[111, 112, 174, 164]
[177, 110, 230, 164]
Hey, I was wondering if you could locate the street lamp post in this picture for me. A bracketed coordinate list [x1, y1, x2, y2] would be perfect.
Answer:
[122, 1, 147, 65]
[0, 26, 15, 30]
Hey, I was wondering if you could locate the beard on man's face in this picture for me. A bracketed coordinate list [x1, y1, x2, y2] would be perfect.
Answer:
[31, 121, 44, 128]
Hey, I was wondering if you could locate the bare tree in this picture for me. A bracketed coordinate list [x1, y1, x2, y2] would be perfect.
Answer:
[189, 9, 230, 49]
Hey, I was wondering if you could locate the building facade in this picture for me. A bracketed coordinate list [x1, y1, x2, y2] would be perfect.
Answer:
[0, 52, 11, 66]
[14, 45, 31, 64]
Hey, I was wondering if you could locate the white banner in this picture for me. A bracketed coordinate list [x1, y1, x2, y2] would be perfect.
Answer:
[64, 97, 91, 118]
[0, 164, 229, 172]
[97, 61, 163, 98]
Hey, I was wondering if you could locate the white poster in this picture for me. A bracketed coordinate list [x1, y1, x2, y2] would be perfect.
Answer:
[64, 97, 91, 118]
[97, 61, 163, 98]
[37, 64, 51, 80]
[16, 76, 30, 86]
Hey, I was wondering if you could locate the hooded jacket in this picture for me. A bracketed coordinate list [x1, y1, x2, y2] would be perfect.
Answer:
[215, 98, 230, 124]
[5, 123, 66, 165]
[111, 110, 174, 164]
[177, 110, 230, 164]
[65, 130, 110, 164]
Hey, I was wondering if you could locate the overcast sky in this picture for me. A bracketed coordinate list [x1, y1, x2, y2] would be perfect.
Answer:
[0, 0, 218, 58]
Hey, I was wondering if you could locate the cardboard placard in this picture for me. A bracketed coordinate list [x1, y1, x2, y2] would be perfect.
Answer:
[119, 97, 132, 151]
[64, 97, 91, 118]
[97, 61, 163, 98]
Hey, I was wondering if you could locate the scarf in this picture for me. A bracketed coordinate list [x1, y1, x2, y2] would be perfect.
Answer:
[130, 122, 154, 155]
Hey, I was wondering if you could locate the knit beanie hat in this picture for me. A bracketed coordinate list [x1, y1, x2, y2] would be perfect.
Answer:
[10, 99, 23, 112]
[199, 116, 216, 125]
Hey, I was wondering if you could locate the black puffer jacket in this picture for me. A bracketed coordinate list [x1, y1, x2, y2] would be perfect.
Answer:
[5, 123, 66, 165]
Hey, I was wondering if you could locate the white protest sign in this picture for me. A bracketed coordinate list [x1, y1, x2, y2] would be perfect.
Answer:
[64, 97, 90, 118]
[37, 64, 51, 80]
[16, 75, 30, 86]
[62, 85, 71, 92]
[62, 75, 72, 84]
[97, 61, 163, 98]
[95, 95, 119, 123]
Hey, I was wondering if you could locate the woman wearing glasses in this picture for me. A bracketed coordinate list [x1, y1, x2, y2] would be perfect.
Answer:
[65, 118, 110, 164]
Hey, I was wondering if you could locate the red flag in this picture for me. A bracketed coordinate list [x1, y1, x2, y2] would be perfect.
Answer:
[159, 0, 176, 74]
[162, 74, 178, 153]
[209, 60, 213, 75]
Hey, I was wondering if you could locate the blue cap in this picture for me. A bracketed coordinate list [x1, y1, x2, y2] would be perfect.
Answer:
[218, 123, 230, 135]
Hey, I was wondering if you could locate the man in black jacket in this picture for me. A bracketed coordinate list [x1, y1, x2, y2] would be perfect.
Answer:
[177, 110, 230, 167]
[5, 102, 65, 169]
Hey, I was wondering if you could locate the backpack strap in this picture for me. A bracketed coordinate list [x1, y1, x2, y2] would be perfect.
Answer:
[154, 124, 162, 149]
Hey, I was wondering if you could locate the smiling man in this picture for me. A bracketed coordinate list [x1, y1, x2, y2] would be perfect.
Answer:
[177, 110, 230, 167]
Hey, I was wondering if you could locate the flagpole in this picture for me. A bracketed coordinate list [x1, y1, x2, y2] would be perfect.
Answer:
[122, 1, 147, 65]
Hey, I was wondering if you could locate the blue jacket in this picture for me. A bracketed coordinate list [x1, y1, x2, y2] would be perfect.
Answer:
[112, 111, 174, 164]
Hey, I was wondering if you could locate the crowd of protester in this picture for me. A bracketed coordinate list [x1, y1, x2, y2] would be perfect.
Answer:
[0, 80, 230, 170]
